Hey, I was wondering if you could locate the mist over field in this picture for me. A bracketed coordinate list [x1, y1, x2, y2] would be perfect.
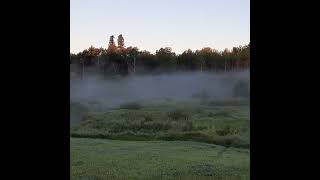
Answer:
[71, 71, 249, 105]
[70, 0, 250, 178]
[70, 70, 249, 122]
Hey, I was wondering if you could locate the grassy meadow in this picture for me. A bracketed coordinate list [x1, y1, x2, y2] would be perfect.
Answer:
[71, 138, 249, 180]
[71, 99, 250, 179]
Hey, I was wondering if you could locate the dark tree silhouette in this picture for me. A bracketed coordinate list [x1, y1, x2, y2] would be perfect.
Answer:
[70, 35, 250, 76]
[117, 34, 125, 49]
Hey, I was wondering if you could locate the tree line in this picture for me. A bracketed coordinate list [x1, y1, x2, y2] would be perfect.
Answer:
[70, 34, 250, 76]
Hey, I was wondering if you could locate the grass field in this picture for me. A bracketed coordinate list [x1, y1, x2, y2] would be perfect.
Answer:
[71, 99, 249, 148]
[71, 138, 249, 180]
[71, 99, 250, 179]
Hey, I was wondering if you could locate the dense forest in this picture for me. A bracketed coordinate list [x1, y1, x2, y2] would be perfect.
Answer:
[70, 34, 250, 76]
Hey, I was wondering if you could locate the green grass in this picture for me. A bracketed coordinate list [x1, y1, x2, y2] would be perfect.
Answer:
[71, 138, 249, 180]
[71, 99, 250, 179]
[71, 100, 250, 148]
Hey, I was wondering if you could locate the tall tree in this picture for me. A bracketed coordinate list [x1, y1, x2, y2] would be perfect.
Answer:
[108, 35, 116, 52]
[71, 37, 250, 75]
[117, 34, 125, 49]
[178, 49, 198, 70]
[137, 50, 158, 71]
[125, 46, 139, 73]
[222, 48, 231, 72]
[155, 47, 176, 71]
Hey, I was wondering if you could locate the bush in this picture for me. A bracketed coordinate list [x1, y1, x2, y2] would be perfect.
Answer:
[215, 125, 240, 136]
[167, 109, 190, 120]
[216, 126, 232, 136]
[143, 114, 153, 122]
[181, 121, 194, 131]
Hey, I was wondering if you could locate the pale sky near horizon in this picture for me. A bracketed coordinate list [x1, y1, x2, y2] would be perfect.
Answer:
[70, 0, 250, 54]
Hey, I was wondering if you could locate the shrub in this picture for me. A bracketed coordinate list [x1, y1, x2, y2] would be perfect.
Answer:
[215, 125, 240, 136]
[208, 112, 214, 117]
[181, 121, 194, 131]
[167, 109, 190, 120]
[216, 126, 232, 136]
[143, 114, 153, 122]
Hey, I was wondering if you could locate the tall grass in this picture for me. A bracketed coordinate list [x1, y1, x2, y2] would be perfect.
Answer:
[71, 101, 250, 149]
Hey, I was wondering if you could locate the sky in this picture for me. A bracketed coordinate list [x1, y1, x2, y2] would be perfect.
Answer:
[70, 0, 250, 54]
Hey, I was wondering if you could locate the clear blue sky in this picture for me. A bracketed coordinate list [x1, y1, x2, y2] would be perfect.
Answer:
[70, 0, 250, 54]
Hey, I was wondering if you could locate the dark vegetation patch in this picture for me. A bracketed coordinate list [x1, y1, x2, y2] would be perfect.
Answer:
[189, 163, 246, 178]
[76, 176, 104, 180]
[71, 102, 250, 149]
[167, 108, 190, 121]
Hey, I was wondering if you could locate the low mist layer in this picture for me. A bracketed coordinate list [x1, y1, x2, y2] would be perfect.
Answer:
[70, 70, 249, 122]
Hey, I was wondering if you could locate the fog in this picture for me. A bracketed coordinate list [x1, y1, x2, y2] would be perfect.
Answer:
[70, 70, 249, 122]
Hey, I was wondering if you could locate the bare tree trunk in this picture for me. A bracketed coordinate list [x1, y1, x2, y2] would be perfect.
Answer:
[81, 58, 84, 79]
[112, 63, 117, 74]
[236, 61, 239, 71]
[231, 60, 233, 72]
[224, 61, 227, 72]
[214, 63, 218, 72]
[97, 56, 100, 73]
[133, 56, 136, 73]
